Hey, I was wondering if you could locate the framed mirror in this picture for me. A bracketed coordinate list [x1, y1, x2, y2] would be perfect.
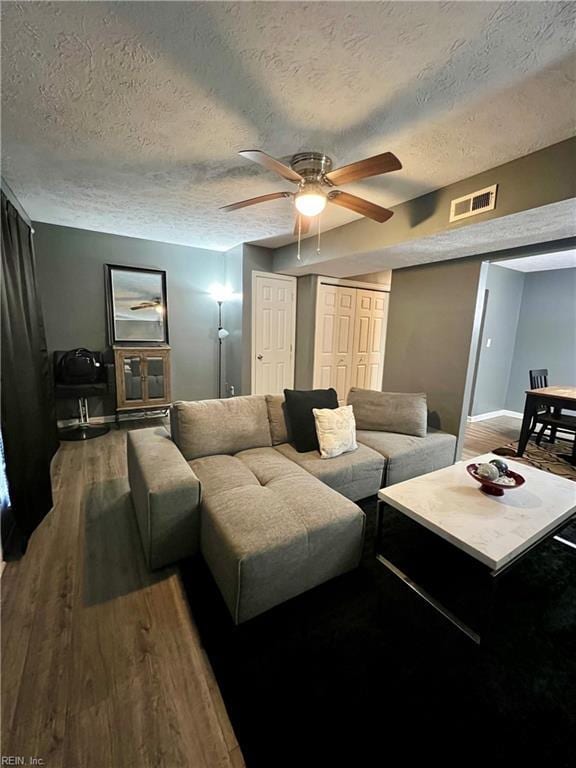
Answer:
[105, 265, 169, 344]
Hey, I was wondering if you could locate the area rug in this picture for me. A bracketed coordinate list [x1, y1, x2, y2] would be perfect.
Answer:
[492, 438, 576, 542]
[492, 438, 576, 481]
[180, 498, 576, 768]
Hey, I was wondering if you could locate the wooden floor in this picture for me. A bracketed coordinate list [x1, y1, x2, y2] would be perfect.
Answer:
[1, 415, 521, 766]
[461, 414, 520, 460]
[1, 424, 244, 768]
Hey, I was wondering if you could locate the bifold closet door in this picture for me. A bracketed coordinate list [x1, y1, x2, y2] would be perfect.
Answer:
[314, 283, 356, 403]
[351, 289, 389, 391]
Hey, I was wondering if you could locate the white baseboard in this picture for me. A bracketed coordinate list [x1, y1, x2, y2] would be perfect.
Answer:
[467, 410, 523, 423]
[57, 411, 167, 428]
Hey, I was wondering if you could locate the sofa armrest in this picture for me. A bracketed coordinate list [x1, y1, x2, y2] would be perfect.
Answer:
[127, 426, 201, 570]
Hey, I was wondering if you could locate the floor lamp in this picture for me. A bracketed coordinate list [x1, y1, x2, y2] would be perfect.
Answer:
[210, 285, 232, 398]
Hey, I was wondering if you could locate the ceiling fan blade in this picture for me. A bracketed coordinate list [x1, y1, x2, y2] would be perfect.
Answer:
[130, 301, 157, 310]
[325, 152, 402, 186]
[220, 191, 292, 212]
[293, 214, 312, 236]
[328, 191, 394, 223]
[238, 150, 303, 183]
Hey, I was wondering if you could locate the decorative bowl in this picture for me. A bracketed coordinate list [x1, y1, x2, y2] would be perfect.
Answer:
[466, 463, 525, 496]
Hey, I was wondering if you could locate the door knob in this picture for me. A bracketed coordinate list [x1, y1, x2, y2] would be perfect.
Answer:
[257, 354, 263, 360]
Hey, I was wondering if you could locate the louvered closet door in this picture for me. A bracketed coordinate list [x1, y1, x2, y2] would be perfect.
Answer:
[352, 289, 389, 391]
[314, 284, 356, 403]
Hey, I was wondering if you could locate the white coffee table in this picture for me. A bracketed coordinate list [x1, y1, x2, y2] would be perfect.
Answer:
[376, 453, 576, 643]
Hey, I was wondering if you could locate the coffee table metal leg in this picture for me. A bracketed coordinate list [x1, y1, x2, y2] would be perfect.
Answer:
[376, 552, 482, 645]
[553, 535, 576, 551]
[374, 499, 383, 555]
[481, 571, 501, 641]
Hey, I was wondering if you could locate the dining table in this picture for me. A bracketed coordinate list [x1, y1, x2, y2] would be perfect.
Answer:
[517, 385, 576, 463]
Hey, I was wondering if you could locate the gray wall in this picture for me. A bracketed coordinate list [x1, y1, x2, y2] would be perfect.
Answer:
[294, 274, 319, 389]
[241, 245, 274, 394]
[33, 222, 228, 417]
[223, 244, 243, 396]
[506, 268, 576, 412]
[383, 258, 487, 457]
[222, 243, 274, 395]
[470, 264, 525, 416]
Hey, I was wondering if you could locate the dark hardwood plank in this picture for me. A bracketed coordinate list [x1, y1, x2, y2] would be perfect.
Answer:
[462, 415, 521, 460]
[1, 426, 243, 767]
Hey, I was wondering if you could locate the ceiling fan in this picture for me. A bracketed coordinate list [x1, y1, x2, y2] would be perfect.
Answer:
[221, 149, 402, 234]
[130, 297, 162, 312]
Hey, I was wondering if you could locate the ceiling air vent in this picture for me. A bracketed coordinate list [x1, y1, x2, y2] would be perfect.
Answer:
[449, 184, 498, 223]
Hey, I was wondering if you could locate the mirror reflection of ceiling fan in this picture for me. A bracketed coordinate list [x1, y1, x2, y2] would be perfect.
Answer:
[221, 149, 402, 234]
[130, 297, 163, 313]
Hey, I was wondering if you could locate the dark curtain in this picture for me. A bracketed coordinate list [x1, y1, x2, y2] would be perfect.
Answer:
[1, 191, 58, 557]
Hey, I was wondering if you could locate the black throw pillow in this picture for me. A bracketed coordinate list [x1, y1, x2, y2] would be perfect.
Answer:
[283, 388, 339, 453]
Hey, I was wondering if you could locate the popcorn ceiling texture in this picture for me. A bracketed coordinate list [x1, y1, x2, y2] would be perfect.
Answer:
[1, 1, 575, 251]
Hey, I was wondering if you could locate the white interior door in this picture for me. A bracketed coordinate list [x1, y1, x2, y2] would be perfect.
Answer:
[352, 289, 389, 391]
[314, 283, 356, 403]
[252, 272, 296, 395]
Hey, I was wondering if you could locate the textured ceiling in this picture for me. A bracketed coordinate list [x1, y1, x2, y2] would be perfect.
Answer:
[2, 1, 575, 251]
[495, 249, 576, 272]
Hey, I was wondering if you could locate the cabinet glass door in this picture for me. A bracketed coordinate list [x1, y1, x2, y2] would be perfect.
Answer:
[146, 356, 166, 400]
[123, 356, 143, 401]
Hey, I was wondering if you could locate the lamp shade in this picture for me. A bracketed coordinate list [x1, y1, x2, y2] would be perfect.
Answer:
[209, 283, 234, 303]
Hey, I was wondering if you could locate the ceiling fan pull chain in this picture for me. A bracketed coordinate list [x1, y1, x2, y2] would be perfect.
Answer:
[297, 215, 302, 261]
[316, 215, 322, 256]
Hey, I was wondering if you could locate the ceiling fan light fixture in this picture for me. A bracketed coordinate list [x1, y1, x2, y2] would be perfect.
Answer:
[294, 186, 327, 217]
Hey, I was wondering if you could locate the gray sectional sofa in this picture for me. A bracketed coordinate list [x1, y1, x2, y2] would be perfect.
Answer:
[127, 391, 456, 624]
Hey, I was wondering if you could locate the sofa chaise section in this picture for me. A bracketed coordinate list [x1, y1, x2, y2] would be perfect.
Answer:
[192, 447, 365, 624]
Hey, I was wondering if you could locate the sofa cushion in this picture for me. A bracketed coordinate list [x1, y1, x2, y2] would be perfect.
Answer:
[313, 404, 358, 459]
[190, 454, 259, 497]
[284, 388, 338, 452]
[171, 395, 272, 461]
[348, 388, 428, 437]
[195, 447, 364, 623]
[274, 441, 385, 501]
[357, 428, 456, 486]
[235, 445, 307, 485]
[265, 394, 290, 446]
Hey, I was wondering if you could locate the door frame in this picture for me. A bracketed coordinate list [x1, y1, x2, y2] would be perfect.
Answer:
[251, 271, 297, 395]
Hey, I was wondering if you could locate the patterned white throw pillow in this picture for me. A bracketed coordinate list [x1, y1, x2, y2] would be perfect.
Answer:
[312, 405, 358, 459]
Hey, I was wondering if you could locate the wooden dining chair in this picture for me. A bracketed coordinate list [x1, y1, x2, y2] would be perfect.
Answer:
[529, 369, 548, 389]
[528, 368, 573, 447]
[528, 369, 553, 441]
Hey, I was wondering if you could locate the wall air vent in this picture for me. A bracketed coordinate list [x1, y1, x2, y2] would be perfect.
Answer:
[449, 184, 498, 223]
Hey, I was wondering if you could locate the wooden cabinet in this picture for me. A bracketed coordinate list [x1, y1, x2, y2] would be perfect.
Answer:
[113, 346, 172, 412]
[313, 283, 389, 403]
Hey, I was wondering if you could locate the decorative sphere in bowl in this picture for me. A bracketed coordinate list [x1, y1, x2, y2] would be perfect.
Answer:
[489, 459, 509, 476]
[467, 463, 525, 496]
[476, 462, 499, 481]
